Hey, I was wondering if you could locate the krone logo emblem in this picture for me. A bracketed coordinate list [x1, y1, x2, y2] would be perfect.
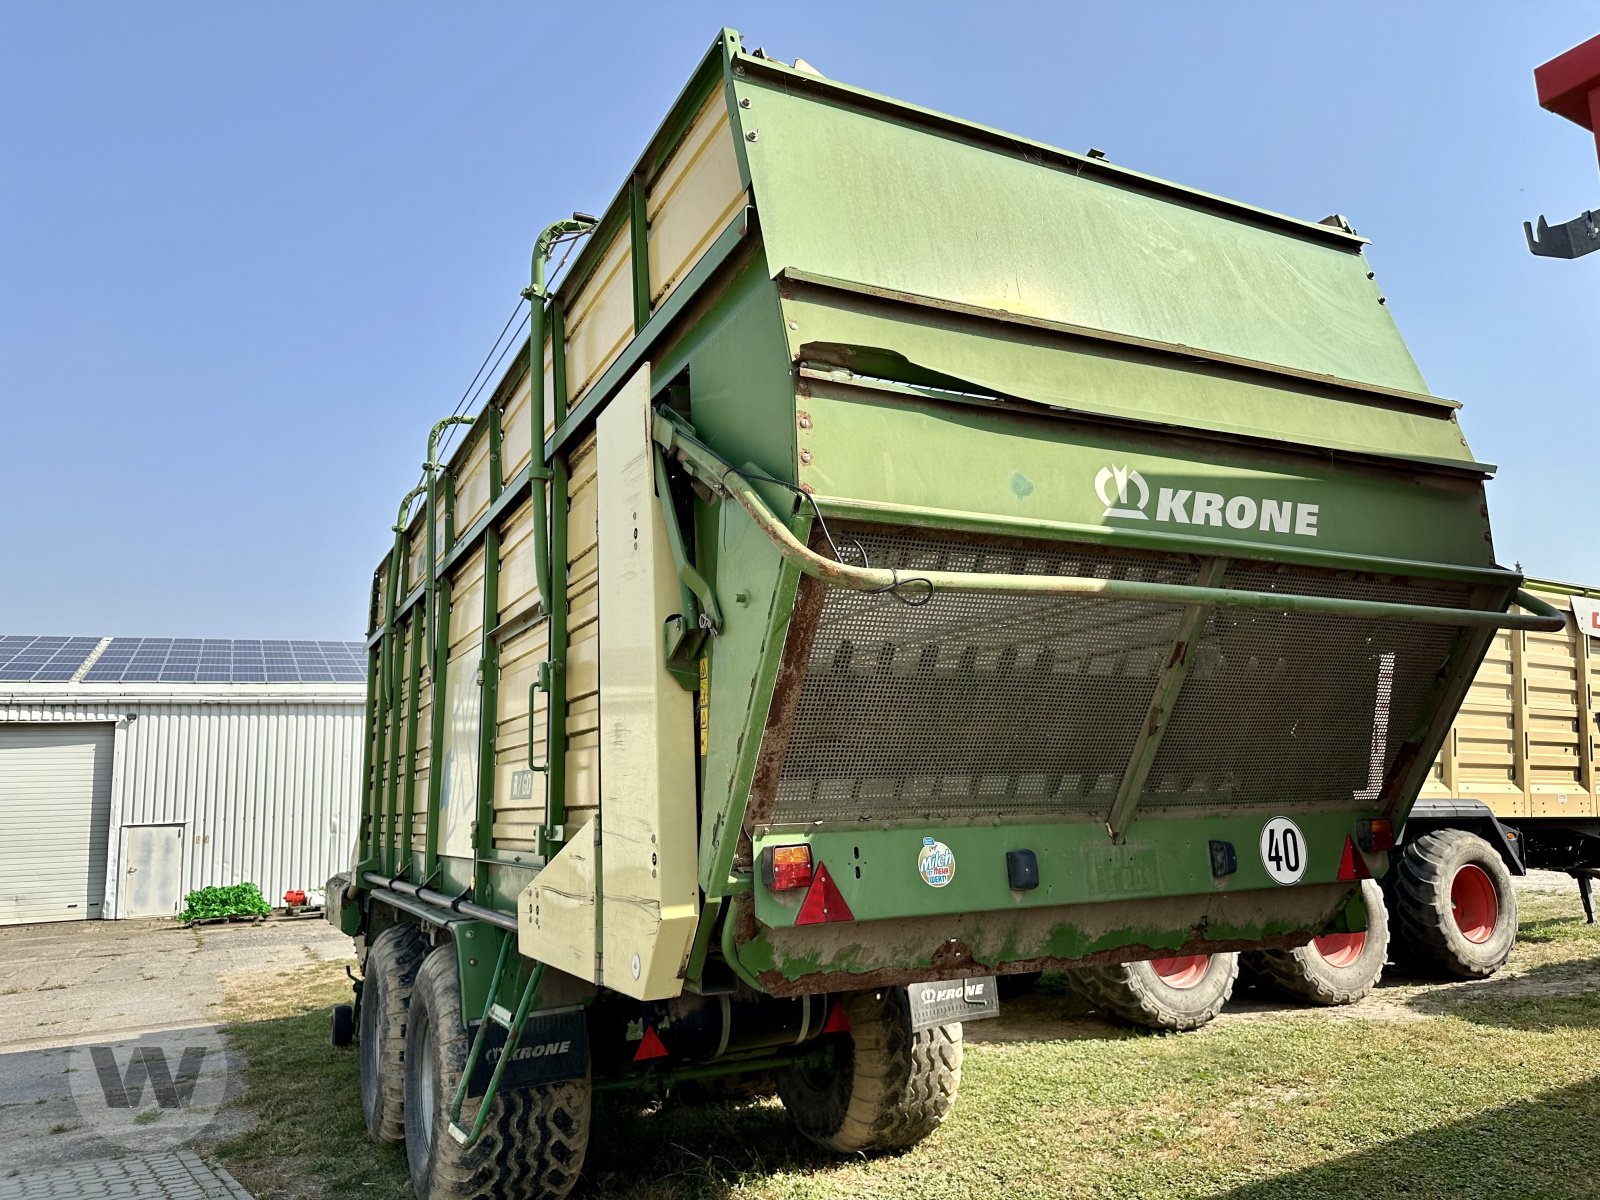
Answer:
[1094, 465, 1150, 520]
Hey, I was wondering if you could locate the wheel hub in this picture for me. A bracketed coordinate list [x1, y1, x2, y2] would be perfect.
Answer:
[1149, 954, 1210, 989]
[1310, 931, 1367, 968]
[1451, 863, 1499, 944]
[416, 1012, 436, 1154]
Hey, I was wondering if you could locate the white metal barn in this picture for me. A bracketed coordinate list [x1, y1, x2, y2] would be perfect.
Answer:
[0, 636, 366, 925]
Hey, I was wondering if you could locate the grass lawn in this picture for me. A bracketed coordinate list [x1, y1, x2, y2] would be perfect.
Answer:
[210, 891, 1600, 1200]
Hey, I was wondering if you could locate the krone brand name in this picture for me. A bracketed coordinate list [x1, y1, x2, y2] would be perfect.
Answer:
[1095, 465, 1320, 538]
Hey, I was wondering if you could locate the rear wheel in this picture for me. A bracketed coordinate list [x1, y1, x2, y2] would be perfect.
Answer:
[1072, 951, 1239, 1031]
[777, 987, 962, 1154]
[403, 946, 590, 1200]
[1389, 829, 1517, 979]
[359, 923, 428, 1144]
[1247, 879, 1390, 1005]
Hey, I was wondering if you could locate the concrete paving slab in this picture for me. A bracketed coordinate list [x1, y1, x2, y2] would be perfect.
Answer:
[0, 917, 350, 1180]
[0, 1148, 253, 1199]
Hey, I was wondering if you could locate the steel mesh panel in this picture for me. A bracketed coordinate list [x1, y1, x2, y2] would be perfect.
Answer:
[1140, 566, 1473, 811]
[770, 530, 1197, 824]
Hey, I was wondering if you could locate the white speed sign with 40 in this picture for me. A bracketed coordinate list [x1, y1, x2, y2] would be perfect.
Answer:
[1260, 816, 1307, 885]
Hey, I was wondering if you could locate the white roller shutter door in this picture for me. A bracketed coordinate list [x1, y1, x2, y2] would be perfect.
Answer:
[0, 723, 114, 924]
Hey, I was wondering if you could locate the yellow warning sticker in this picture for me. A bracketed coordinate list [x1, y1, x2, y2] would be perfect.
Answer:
[698, 656, 710, 755]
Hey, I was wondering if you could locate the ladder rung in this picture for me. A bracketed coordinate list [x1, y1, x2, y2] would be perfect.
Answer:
[447, 1123, 470, 1145]
[488, 1003, 515, 1028]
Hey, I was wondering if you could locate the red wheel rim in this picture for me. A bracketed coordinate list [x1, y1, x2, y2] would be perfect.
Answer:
[1451, 864, 1499, 944]
[1311, 932, 1367, 968]
[1150, 954, 1210, 989]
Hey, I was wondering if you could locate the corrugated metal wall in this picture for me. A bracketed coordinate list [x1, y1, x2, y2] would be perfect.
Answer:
[0, 693, 362, 917]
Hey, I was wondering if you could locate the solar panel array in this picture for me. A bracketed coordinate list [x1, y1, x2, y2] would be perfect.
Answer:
[0, 636, 105, 682]
[0, 636, 368, 685]
[82, 639, 368, 684]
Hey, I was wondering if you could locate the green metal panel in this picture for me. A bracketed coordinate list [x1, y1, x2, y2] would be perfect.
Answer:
[729, 881, 1362, 993]
[731, 58, 1428, 393]
[776, 281, 1479, 470]
[795, 379, 1496, 570]
[695, 507, 799, 897]
[750, 811, 1380, 928]
[670, 251, 797, 493]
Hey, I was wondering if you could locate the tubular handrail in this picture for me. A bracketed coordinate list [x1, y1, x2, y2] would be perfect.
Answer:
[652, 411, 1566, 633]
[523, 213, 597, 615]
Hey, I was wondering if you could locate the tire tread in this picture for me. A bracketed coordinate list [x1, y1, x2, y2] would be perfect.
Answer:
[1072, 953, 1239, 1032]
[405, 946, 590, 1200]
[1388, 828, 1517, 980]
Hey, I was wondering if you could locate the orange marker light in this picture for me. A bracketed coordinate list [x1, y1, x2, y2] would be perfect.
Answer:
[1356, 818, 1395, 853]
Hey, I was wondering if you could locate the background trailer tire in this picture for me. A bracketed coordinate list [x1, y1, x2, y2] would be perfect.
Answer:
[359, 923, 428, 1144]
[1389, 829, 1518, 979]
[777, 988, 963, 1155]
[1072, 952, 1240, 1031]
[1245, 879, 1390, 1005]
[403, 947, 590, 1200]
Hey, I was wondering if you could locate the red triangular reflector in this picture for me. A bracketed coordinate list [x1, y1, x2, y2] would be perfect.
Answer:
[821, 1001, 852, 1035]
[795, 864, 854, 925]
[1337, 836, 1372, 882]
[633, 1025, 669, 1062]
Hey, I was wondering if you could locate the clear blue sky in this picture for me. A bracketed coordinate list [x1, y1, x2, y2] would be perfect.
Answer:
[2, 2, 1595, 639]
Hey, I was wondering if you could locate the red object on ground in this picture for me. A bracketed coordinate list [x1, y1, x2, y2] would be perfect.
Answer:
[1535, 33, 1600, 171]
[283, 889, 307, 906]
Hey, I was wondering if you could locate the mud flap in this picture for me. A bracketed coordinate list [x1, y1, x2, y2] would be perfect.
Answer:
[906, 977, 999, 1032]
[464, 1006, 588, 1095]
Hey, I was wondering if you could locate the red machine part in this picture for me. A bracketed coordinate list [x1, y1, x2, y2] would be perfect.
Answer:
[1536, 32, 1600, 161]
[1526, 32, 1600, 258]
[283, 889, 308, 907]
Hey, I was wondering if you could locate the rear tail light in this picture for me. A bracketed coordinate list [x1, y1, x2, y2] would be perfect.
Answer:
[762, 844, 814, 892]
[1356, 819, 1395, 852]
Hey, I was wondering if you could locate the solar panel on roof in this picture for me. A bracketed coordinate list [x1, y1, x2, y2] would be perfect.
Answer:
[2, 635, 367, 683]
[0, 636, 105, 682]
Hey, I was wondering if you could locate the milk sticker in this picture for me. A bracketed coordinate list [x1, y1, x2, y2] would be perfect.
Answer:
[918, 837, 956, 888]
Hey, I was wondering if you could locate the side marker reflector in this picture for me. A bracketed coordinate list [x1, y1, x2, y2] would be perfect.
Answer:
[795, 864, 854, 925]
[633, 1025, 669, 1062]
[821, 1000, 852, 1035]
[1337, 836, 1372, 882]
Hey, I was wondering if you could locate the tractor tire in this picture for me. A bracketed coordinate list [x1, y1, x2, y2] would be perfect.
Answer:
[1247, 879, 1390, 1005]
[1389, 829, 1517, 979]
[777, 987, 962, 1155]
[404, 946, 590, 1200]
[1072, 952, 1239, 1032]
[359, 923, 428, 1144]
